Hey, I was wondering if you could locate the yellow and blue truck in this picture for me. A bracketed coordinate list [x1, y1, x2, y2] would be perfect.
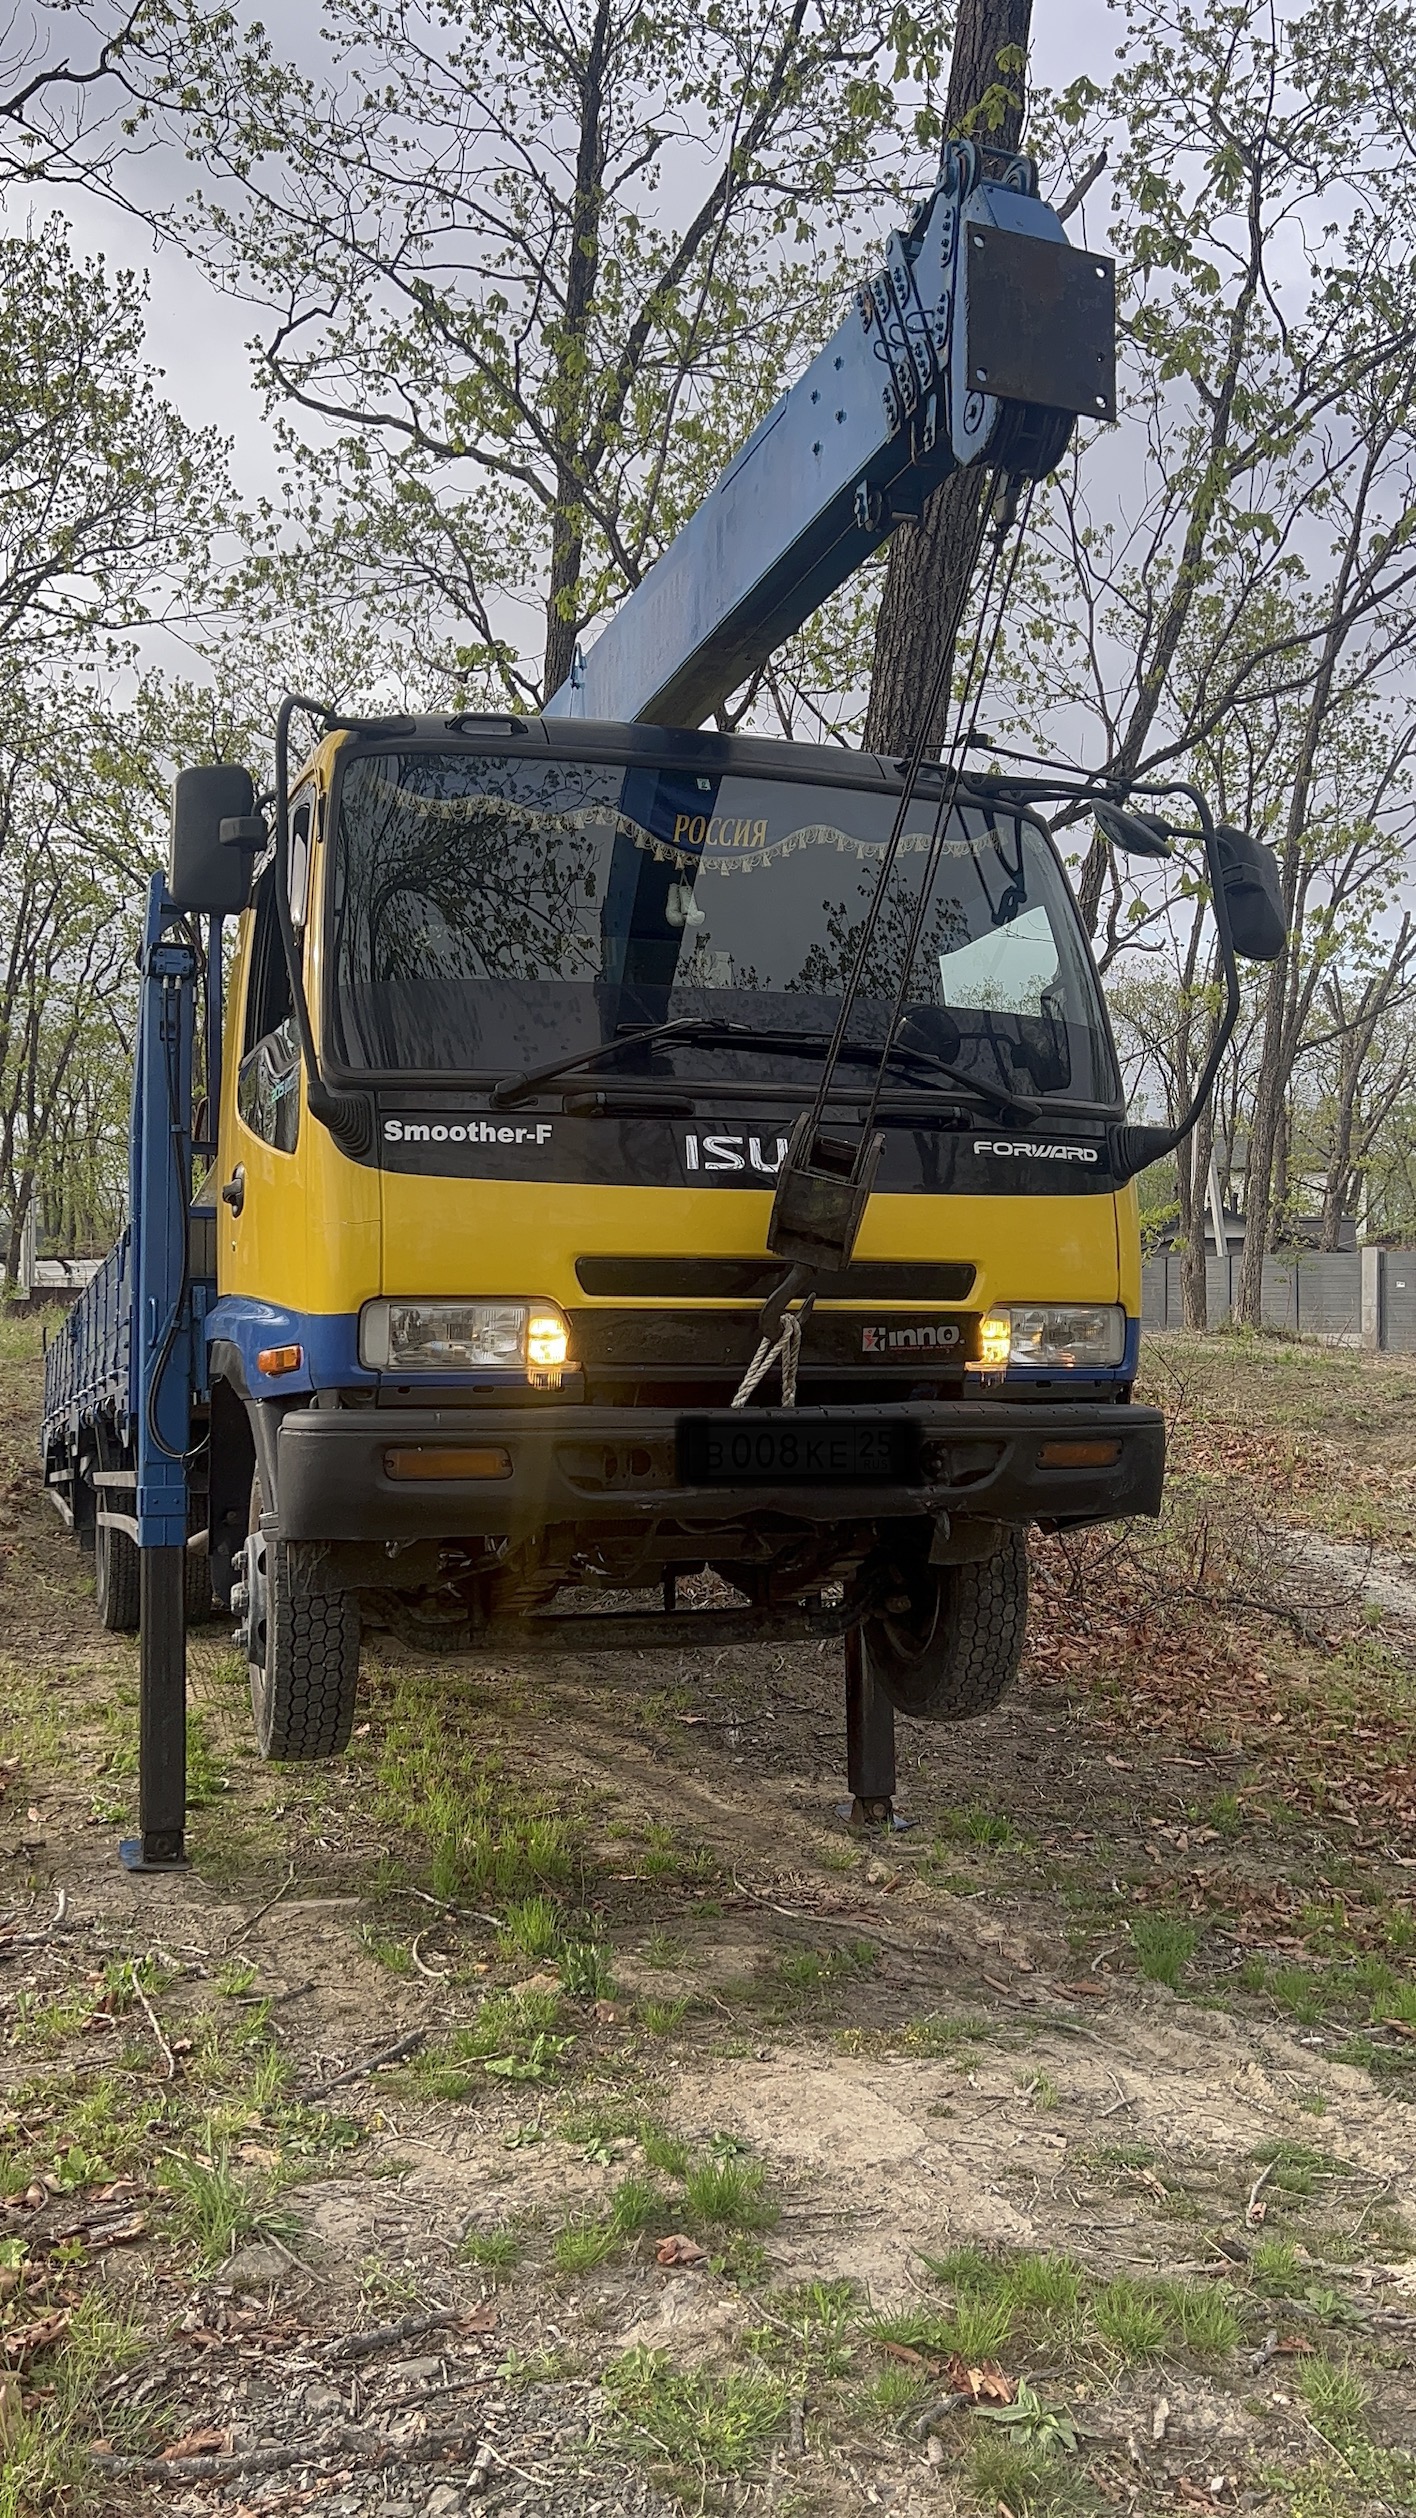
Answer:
[38, 138, 1283, 1869]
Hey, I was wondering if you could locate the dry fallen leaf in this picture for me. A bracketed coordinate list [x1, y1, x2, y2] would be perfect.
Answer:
[160, 2427, 232, 2461]
[460, 2304, 499, 2332]
[946, 2356, 1014, 2405]
[2, 2310, 70, 2366]
[655, 2235, 708, 2267]
[880, 2339, 933, 2369]
[0, 2376, 22, 2447]
[1381, 2016, 1416, 2041]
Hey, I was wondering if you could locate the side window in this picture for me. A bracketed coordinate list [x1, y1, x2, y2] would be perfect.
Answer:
[237, 866, 300, 1152]
[288, 788, 315, 931]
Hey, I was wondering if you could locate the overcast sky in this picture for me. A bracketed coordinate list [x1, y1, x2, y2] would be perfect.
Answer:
[11, 1, 1127, 514]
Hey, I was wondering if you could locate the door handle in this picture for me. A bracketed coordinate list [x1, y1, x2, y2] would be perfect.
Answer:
[221, 1166, 246, 1217]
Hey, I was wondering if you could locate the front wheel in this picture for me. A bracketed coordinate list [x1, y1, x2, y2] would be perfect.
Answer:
[863, 1528, 1028, 1722]
[239, 1480, 360, 1760]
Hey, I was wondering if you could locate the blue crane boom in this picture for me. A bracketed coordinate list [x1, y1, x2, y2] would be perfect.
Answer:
[546, 138, 1114, 729]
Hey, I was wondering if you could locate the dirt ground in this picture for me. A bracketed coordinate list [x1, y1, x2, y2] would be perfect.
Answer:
[3, 1319, 1416, 2518]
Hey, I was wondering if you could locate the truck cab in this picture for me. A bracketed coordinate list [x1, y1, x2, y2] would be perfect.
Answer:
[198, 713, 1162, 1759]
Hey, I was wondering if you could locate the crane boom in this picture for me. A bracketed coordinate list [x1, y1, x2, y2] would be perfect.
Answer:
[545, 138, 1115, 729]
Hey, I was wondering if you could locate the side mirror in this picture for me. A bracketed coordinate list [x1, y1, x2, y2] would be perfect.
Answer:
[170, 765, 261, 913]
[1215, 825, 1285, 962]
[1094, 799, 1173, 859]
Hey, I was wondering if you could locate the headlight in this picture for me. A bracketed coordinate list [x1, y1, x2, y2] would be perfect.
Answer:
[360, 1299, 572, 1380]
[971, 1304, 1126, 1371]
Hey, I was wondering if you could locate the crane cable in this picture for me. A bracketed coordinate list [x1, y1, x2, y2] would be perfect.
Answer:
[857, 475, 1038, 1146]
[731, 469, 1038, 1413]
[798, 463, 1017, 1147]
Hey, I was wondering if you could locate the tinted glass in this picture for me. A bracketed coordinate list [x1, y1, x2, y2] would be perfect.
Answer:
[329, 751, 1115, 1103]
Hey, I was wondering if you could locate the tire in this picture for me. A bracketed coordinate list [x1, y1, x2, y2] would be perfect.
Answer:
[185, 1542, 215, 1625]
[244, 1479, 360, 1761]
[864, 1527, 1028, 1722]
[95, 1517, 141, 1633]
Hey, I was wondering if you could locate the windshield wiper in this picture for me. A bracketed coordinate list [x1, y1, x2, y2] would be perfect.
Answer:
[489, 1017, 753, 1108]
[490, 1016, 1035, 1120]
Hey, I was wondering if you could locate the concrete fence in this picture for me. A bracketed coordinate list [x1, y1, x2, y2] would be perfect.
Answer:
[1140, 1247, 1416, 1350]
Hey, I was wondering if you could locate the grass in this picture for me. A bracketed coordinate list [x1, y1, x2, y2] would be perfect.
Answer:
[682, 2155, 778, 2231]
[413, 1985, 573, 2094]
[906, 2247, 1245, 2371]
[498, 1894, 564, 1962]
[0, 2296, 144, 2516]
[605, 2345, 788, 2480]
[551, 2216, 617, 2275]
[639, 1997, 689, 2035]
[1130, 1913, 1199, 1987]
[157, 2140, 301, 2265]
[746, 2278, 859, 2379]
[642, 1931, 685, 1969]
[1091, 2278, 1169, 2361]
[638, 2123, 690, 2178]
[558, 1941, 616, 2001]
[608, 2174, 665, 2236]
[372, 1683, 580, 1905]
[460, 2226, 523, 2270]
[1298, 2356, 1369, 2438]
[776, 1941, 876, 2001]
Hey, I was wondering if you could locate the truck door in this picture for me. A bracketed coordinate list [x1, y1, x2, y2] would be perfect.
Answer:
[220, 801, 309, 1300]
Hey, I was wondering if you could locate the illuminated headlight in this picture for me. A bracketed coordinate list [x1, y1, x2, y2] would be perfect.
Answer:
[360, 1299, 571, 1379]
[971, 1305, 1126, 1371]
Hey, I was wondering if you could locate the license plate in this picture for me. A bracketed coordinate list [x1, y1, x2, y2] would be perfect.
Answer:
[678, 1414, 917, 1486]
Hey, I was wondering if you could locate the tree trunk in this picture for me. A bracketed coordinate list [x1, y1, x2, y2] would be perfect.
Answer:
[1318, 1026, 1362, 1253]
[1181, 1112, 1213, 1331]
[542, 0, 611, 701]
[863, 0, 1031, 754]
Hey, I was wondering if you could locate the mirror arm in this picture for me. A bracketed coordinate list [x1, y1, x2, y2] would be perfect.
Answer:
[273, 692, 376, 1159]
[1109, 784, 1243, 1184]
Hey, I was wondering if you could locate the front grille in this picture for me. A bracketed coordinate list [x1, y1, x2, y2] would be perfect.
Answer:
[568, 1308, 969, 1374]
[574, 1256, 975, 1301]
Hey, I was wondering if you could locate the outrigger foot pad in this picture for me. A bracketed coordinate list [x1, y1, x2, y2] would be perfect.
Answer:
[119, 1833, 189, 1874]
[848, 1793, 896, 1830]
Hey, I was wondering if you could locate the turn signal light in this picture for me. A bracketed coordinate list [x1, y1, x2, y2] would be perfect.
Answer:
[384, 1446, 514, 1481]
[526, 1309, 570, 1370]
[1038, 1438, 1123, 1468]
[257, 1345, 303, 1376]
[975, 1314, 1013, 1372]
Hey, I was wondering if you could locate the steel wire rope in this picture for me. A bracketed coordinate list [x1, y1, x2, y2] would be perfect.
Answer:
[797, 464, 1007, 1150]
[856, 476, 1039, 1146]
[733, 470, 1026, 1414]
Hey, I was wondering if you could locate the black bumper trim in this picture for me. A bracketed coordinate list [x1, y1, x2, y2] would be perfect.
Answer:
[276, 1400, 1165, 1544]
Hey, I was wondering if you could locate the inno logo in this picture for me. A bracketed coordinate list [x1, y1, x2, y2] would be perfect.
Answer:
[862, 1323, 960, 1352]
[383, 1119, 554, 1146]
[684, 1132, 789, 1175]
[973, 1139, 1099, 1164]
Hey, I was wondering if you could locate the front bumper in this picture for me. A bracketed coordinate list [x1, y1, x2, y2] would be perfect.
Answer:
[276, 1399, 1165, 1543]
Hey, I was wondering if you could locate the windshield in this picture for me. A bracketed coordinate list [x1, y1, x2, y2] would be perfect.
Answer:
[328, 750, 1117, 1105]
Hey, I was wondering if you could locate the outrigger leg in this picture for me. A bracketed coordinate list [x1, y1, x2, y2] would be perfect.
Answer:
[844, 1627, 895, 1828]
[121, 1551, 189, 1872]
[119, 885, 197, 1876]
